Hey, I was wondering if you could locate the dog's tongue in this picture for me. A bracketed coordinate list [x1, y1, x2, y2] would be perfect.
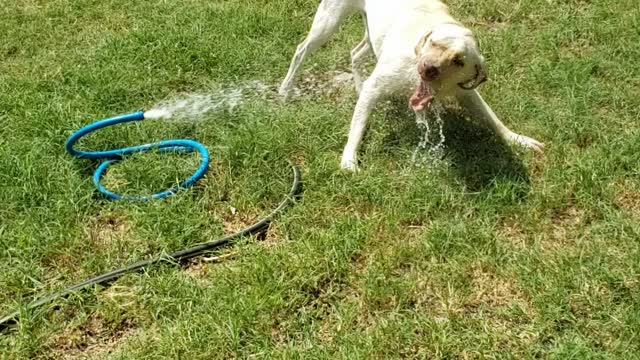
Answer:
[410, 82, 434, 111]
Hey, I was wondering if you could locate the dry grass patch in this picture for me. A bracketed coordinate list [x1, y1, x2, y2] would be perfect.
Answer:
[45, 313, 137, 360]
[536, 203, 587, 253]
[86, 212, 134, 252]
[615, 179, 640, 220]
[465, 264, 535, 316]
[496, 215, 528, 250]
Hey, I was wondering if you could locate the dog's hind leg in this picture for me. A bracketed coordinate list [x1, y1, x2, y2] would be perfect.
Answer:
[279, 0, 356, 99]
[350, 14, 372, 94]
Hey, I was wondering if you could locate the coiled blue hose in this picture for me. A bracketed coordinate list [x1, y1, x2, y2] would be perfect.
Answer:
[0, 111, 303, 329]
[65, 111, 210, 200]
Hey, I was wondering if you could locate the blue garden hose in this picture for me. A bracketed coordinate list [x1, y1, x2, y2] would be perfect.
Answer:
[65, 110, 210, 200]
[0, 112, 302, 328]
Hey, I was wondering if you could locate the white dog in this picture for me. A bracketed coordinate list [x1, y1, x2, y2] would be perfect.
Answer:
[279, 0, 544, 171]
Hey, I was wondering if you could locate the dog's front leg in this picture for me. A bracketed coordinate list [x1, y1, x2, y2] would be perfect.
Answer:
[341, 78, 385, 171]
[457, 89, 544, 153]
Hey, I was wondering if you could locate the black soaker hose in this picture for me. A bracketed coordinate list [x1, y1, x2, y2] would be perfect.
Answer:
[0, 165, 302, 330]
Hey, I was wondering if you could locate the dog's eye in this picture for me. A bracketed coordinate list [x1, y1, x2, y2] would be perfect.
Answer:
[452, 55, 465, 67]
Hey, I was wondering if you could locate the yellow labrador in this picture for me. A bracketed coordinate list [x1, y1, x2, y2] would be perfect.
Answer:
[279, 0, 544, 171]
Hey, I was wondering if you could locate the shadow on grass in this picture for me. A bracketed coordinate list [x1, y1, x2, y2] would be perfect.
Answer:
[441, 110, 530, 193]
[380, 99, 531, 195]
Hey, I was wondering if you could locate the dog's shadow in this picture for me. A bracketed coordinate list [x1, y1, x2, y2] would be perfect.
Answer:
[380, 100, 531, 195]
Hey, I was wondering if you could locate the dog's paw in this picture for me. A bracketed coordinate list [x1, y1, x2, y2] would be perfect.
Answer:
[508, 133, 545, 153]
[340, 157, 359, 172]
[354, 80, 363, 95]
[278, 84, 292, 101]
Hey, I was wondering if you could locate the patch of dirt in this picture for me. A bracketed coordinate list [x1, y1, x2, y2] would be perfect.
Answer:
[2, 45, 19, 59]
[541, 204, 586, 253]
[347, 259, 539, 353]
[315, 316, 336, 347]
[551, 205, 582, 235]
[215, 206, 276, 244]
[410, 263, 538, 339]
[184, 259, 211, 279]
[615, 180, 640, 219]
[553, 204, 583, 225]
[496, 216, 528, 250]
[560, 37, 595, 58]
[416, 266, 529, 312]
[568, 280, 612, 319]
[462, 264, 539, 348]
[87, 212, 132, 251]
[465, 265, 534, 315]
[213, 206, 260, 235]
[41, 252, 81, 273]
[182, 207, 282, 280]
[45, 314, 138, 359]
[40, 213, 131, 275]
[261, 222, 286, 249]
[270, 282, 351, 348]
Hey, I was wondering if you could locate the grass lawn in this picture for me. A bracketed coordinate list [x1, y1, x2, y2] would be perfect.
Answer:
[1, 0, 639, 358]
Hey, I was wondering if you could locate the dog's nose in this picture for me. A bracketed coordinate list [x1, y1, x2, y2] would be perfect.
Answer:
[423, 65, 439, 80]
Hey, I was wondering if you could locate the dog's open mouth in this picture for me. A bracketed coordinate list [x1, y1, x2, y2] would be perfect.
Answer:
[410, 81, 434, 112]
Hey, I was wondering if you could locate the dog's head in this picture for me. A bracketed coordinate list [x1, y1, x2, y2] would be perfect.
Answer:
[410, 24, 487, 111]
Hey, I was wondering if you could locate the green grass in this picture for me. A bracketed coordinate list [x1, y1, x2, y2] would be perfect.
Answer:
[1, 0, 639, 358]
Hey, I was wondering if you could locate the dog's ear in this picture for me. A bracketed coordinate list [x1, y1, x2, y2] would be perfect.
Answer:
[414, 30, 433, 56]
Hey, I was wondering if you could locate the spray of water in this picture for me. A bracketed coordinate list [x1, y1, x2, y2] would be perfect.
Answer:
[411, 102, 446, 164]
[143, 76, 448, 168]
[143, 81, 274, 121]
[143, 72, 355, 121]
